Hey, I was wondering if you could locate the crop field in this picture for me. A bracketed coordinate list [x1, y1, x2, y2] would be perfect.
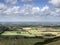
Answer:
[0, 27, 60, 45]
[1, 31, 60, 37]
[1, 27, 60, 37]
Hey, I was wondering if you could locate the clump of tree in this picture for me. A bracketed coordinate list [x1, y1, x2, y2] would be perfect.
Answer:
[44, 33, 56, 36]
[0, 26, 10, 34]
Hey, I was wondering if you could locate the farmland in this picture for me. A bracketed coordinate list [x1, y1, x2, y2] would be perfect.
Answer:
[1, 27, 60, 37]
[0, 25, 60, 45]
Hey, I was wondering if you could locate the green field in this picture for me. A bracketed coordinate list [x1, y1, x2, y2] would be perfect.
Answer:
[1, 31, 35, 37]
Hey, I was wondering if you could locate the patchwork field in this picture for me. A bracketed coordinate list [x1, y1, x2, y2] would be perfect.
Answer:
[1, 27, 60, 37]
[0, 27, 60, 45]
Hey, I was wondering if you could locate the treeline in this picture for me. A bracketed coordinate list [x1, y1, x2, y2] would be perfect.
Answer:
[0, 25, 10, 34]
[0, 35, 44, 39]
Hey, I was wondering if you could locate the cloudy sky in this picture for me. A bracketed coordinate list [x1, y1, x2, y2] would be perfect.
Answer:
[0, 0, 60, 22]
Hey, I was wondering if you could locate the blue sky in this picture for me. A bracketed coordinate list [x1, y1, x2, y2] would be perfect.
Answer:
[0, 0, 60, 22]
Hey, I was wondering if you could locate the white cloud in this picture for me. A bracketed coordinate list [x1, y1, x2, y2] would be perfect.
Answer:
[5, 0, 17, 4]
[21, 0, 32, 2]
[0, 3, 7, 10]
[49, 0, 60, 8]
[0, 3, 7, 16]
[0, 3, 60, 22]
[2, 4, 60, 17]
[5, 0, 32, 4]
[32, 7, 40, 12]
[0, 0, 60, 22]
[41, 5, 49, 12]
[3, 6, 21, 15]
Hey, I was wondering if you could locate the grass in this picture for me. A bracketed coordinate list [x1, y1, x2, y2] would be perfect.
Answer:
[0, 38, 44, 45]
[45, 40, 60, 45]
[1, 31, 35, 37]
[0, 37, 60, 45]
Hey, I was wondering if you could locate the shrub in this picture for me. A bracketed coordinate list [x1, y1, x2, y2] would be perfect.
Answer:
[44, 33, 56, 36]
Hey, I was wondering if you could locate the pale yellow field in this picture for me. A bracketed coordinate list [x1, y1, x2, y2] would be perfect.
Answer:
[24, 27, 60, 36]
[1, 27, 60, 37]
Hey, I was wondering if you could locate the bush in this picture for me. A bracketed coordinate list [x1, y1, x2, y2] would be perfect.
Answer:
[44, 33, 56, 36]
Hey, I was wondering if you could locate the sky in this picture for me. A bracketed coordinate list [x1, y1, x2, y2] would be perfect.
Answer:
[0, 0, 60, 22]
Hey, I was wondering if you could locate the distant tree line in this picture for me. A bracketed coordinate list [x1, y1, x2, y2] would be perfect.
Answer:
[0, 26, 10, 34]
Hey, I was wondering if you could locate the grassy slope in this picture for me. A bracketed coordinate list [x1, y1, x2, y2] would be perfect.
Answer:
[0, 38, 44, 45]
[45, 40, 60, 45]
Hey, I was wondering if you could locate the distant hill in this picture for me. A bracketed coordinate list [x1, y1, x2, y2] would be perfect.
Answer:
[0, 22, 60, 26]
